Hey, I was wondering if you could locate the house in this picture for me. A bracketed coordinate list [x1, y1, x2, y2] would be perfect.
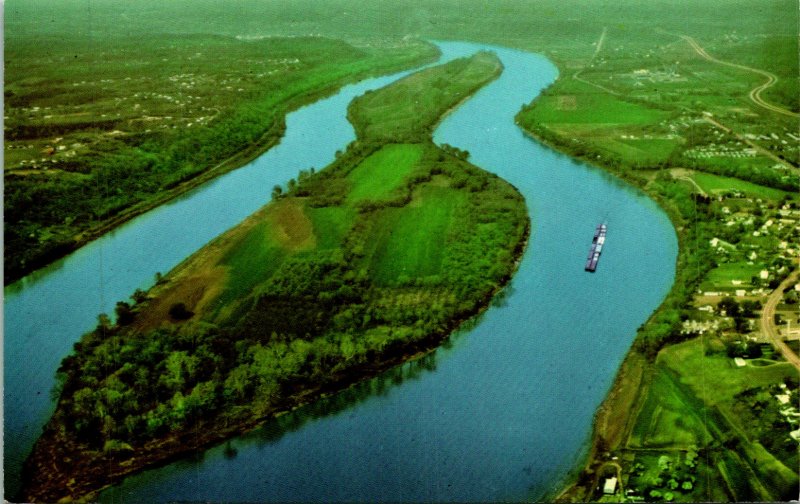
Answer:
[603, 477, 618, 495]
[734, 357, 747, 367]
[760, 270, 769, 280]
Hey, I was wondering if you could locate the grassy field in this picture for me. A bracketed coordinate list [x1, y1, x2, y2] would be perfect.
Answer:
[692, 172, 791, 200]
[622, 338, 799, 501]
[628, 370, 712, 449]
[367, 183, 465, 285]
[346, 143, 425, 203]
[520, 81, 669, 125]
[659, 339, 797, 403]
[307, 206, 356, 250]
[699, 262, 765, 292]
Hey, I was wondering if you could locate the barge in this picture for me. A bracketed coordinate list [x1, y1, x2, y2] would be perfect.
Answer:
[585, 223, 607, 272]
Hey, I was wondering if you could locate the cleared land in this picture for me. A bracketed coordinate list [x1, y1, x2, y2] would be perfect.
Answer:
[346, 143, 425, 203]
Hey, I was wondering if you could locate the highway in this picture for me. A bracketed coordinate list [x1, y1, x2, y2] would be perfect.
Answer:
[680, 35, 799, 119]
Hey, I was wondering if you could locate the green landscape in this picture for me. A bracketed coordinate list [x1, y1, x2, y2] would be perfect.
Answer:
[21, 51, 534, 501]
[5, 0, 799, 502]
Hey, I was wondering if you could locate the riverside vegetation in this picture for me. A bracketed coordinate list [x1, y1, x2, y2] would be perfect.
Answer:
[4, 28, 437, 284]
[21, 52, 531, 501]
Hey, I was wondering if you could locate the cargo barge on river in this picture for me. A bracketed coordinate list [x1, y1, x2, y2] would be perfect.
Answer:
[585, 223, 607, 272]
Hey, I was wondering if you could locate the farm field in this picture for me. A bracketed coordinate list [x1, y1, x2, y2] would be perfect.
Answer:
[691, 172, 791, 200]
[621, 338, 799, 502]
[346, 143, 426, 203]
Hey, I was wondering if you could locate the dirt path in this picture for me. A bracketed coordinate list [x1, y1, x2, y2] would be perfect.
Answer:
[572, 27, 620, 96]
[672, 169, 707, 197]
[680, 35, 799, 119]
[760, 269, 800, 370]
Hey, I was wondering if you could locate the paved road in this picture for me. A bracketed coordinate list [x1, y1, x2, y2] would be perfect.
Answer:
[702, 116, 797, 173]
[680, 35, 799, 119]
[760, 269, 800, 370]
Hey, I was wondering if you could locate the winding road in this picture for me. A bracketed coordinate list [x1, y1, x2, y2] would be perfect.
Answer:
[760, 269, 800, 370]
[680, 35, 799, 119]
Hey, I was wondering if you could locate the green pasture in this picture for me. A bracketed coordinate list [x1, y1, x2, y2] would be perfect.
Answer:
[628, 370, 712, 449]
[659, 338, 797, 404]
[519, 80, 668, 126]
[346, 143, 425, 203]
[367, 184, 465, 285]
[307, 206, 355, 250]
[699, 262, 764, 292]
[692, 172, 791, 200]
[593, 136, 679, 165]
[216, 220, 287, 309]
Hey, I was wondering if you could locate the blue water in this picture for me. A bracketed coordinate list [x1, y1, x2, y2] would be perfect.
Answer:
[5, 41, 677, 502]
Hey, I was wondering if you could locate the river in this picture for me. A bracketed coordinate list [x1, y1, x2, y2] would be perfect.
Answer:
[4, 41, 677, 501]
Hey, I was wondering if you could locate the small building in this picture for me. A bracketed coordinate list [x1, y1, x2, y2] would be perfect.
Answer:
[603, 477, 618, 495]
[776, 394, 791, 405]
[760, 270, 769, 280]
[735, 289, 746, 297]
[734, 357, 747, 367]
[790, 429, 800, 442]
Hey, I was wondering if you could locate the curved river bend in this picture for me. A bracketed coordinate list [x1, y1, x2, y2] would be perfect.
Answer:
[5, 41, 677, 501]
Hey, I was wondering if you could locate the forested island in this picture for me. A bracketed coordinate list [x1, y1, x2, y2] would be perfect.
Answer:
[22, 52, 532, 501]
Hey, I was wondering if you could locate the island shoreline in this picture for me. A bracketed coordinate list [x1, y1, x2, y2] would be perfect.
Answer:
[21, 219, 530, 503]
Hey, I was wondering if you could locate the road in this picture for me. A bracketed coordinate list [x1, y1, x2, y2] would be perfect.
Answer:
[572, 27, 620, 96]
[702, 116, 797, 173]
[680, 35, 799, 119]
[672, 170, 707, 197]
[759, 269, 800, 370]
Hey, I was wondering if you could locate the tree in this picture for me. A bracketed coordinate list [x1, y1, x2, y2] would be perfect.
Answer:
[132, 288, 148, 304]
[271, 185, 283, 200]
[115, 301, 135, 325]
[717, 297, 740, 317]
[96, 313, 112, 332]
[169, 302, 193, 320]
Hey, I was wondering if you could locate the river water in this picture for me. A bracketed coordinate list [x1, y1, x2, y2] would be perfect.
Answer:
[4, 41, 677, 501]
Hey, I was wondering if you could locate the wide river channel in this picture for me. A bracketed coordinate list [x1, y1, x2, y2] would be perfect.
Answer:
[4, 41, 677, 501]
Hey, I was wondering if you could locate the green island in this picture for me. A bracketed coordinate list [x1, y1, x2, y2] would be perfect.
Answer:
[21, 51, 531, 501]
